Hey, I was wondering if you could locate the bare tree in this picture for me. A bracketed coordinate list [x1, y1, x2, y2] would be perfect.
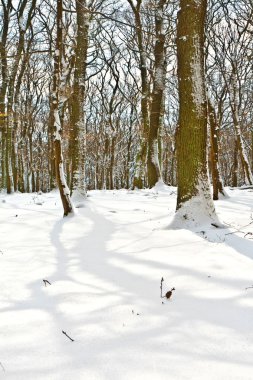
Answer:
[52, 0, 73, 216]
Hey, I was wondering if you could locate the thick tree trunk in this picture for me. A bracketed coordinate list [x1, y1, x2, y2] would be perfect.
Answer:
[175, 0, 217, 224]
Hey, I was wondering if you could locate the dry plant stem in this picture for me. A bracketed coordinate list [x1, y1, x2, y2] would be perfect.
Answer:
[223, 220, 253, 236]
[160, 277, 164, 298]
[62, 330, 74, 342]
[43, 279, 51, 287]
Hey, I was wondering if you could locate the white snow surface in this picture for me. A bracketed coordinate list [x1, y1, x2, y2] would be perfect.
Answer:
[1, 187, 253, 379]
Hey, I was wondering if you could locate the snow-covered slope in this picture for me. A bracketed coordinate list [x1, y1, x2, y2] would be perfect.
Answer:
[0, 187, 253, 380]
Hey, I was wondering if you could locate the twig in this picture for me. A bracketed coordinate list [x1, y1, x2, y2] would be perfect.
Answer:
[223, 219, 253, 236]
[244, 232, 253, 239]
[62, 330, 74, 342]
[160, 277, 164, 298]
[211, 223, 221, 228]
[238, 186, 253, 190]
[0, 250, 3, 255]
[245, 286, 253, 290]
[43, 279, 51, 287]
[225, 230, 244, 236]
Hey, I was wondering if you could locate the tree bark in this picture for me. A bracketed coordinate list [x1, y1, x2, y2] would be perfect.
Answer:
[70, 0, 89, 201]
[147, 0, 167, 187]
[53, 0, 73, 216]
[208, 98, 225, 199]
[230, 69, 253, 185]
[127, 0, 149, 189]
[175, 0, 216, 223]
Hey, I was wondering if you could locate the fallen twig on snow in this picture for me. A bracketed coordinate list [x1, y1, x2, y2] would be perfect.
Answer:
[244, 232, 253, 239]
[223, 219, 253, 237]
[43, 279, 51, 287]
[245, 286, 253, 290]
[62, 330, 74, 342]
[160, 277, 164, 298]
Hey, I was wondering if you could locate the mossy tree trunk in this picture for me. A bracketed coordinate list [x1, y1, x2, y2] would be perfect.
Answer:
[176, 0, 216, 221]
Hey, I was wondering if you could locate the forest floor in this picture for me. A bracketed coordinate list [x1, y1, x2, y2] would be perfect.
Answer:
[1, 184, 253, 379]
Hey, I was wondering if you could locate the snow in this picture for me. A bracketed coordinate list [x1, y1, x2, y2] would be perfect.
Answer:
[154, 66, 165, 91]
[191, 36, 205, 116]
[151, 139, 161, 175]
[1, 187, 253, 379]
[53, 110, 61, 141]
[18, 16, 26, 31]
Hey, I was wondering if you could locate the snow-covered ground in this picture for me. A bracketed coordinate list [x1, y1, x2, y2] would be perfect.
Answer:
[1, 186, 253, 380]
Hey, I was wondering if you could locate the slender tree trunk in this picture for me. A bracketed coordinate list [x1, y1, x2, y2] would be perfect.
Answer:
[48, 100, 56, 190]
[0, 0, 10, 191]
[53, 0, 73, 216]
[232, 137, 238, 187]
[230, 69, 253, 185]
[127, 0, 149, 189]
[147, 0, 167, 187]
[12, 128, 19, 192]
[70, 0, 89, 201]
[251, 130, 253, 173]
[208, 98, 225, 199]
[5, 113, 14, 194]
[126, 114, 133, 188]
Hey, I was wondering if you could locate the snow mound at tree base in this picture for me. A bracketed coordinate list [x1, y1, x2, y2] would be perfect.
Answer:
[170, 194, 223, 231]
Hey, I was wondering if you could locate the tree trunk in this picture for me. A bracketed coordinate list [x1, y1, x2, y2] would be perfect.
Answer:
[232, 138, 238, 187]
[147, 0, 167, 187]
[229, 68, 253, 185]
[175, 0, 217, 224]
[127, 0, 149, 189]
[208, 98, 225, 199]
[53, 0, 73, 216]
[69, 0, 89, 202]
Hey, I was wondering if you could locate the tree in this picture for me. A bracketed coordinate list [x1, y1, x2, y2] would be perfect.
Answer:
[126, 0, 150, 189]
[69, 0, 90, 202]
[207, 97, 226, 200]
[207, 0, 253, 187]
[52, 0, 73, 216]
[0, 0, 36, 193]
[147, 0, 167, 187]
[175, 0, 217, 224]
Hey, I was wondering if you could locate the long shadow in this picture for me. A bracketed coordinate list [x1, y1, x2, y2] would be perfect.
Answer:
[46, 199, 253, 372]
[188, 221, 253, 262]
[2, 191, 253, 378]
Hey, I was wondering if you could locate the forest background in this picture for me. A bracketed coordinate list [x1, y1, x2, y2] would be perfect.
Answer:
[0, 0, 252, 205]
